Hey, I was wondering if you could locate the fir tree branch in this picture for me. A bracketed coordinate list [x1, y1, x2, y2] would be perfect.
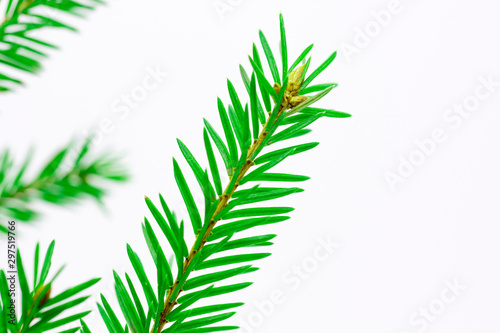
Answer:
[0, 0, 103, 92]
[0, 137, 128, 232]
[154, 64, 309, 332]
[94, 14, 351, 333]
[0, 241, 100, 333]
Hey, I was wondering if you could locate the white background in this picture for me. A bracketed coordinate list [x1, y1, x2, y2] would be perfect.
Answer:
[1, 0, 500, 332]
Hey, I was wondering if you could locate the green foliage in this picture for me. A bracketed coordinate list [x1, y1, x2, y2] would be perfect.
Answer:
[0, 241, 100, 332]
[92, 13, 350, 333]
[0, 137, 128, 232]
[0, 0, 103, 92]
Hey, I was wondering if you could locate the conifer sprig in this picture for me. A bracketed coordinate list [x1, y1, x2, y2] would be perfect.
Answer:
[93, 13, 350, 333]
[0, 137, 128, 232]
[0, 0, 103, 91]
[0, 241, 100, 332]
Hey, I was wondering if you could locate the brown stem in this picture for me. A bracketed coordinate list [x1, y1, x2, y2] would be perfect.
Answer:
[17, 284, 50, 333]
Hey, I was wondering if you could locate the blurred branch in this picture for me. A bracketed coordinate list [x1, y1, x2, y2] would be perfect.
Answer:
[0, 240, 100, 332]
[0, 0, 104, 92]
[0, 136, 128, 232]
